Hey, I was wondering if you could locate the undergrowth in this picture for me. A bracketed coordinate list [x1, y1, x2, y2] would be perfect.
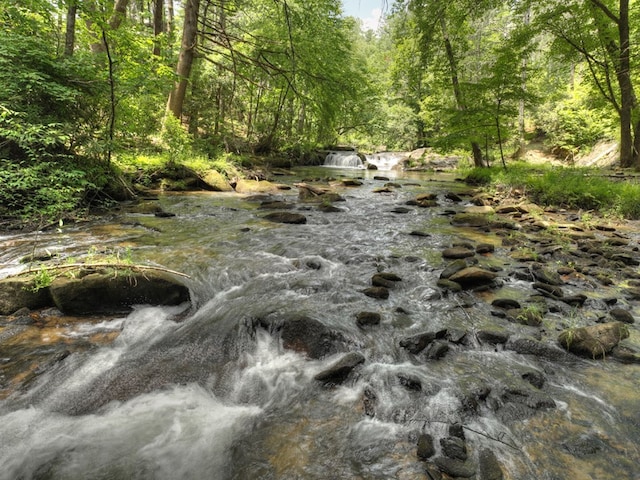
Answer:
[464, 162, 640, 219]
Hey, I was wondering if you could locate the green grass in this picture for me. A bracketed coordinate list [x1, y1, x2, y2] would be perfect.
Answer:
[115, 151, 244, 178]
[463, 162, 640, 219]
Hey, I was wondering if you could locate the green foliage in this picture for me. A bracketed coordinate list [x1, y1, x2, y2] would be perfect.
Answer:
[0, 157, 97, 220]
[465, 163, 640, 219]
[161, 115, 193, 165]
[533, 79, 615, 155]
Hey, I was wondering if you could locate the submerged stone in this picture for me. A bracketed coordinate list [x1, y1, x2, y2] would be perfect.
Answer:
[417, 433, 435, 460]
[478, 448, 504, 480]
[280, 316, 346, 359]
[356, 311, 381, 327]
[609, 308, 635, 324]
[263, 211, 307, 224]
[362, 286, 389, 299]
[314, 351, 365, 384]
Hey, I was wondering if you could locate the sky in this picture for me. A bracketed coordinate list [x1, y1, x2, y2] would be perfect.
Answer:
[341, 0, 385, 31]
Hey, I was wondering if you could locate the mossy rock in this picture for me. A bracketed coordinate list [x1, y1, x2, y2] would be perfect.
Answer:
[0, 276, 53, 315]
[234, 179, 278, 193]
[49, 271, 190, 315]
[202, 170, 234, 192]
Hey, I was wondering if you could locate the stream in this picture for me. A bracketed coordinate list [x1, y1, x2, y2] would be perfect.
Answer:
[0, 165, 639, 479]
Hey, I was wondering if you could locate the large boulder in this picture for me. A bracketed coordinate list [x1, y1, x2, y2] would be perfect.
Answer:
[558, 322, 630, 359]
[201, 170, 234, 191]
[49, 271, 190, 315]
[0, 276, 53, 315]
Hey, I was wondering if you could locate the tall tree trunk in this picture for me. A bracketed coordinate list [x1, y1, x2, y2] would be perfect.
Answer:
[615, 0, 635, 168]
[166, 0, 201, 120]
[518, 6, 531, 151]
[153, 0, 164, 56]
[167, 0, 175, 47]
[587, 0, 636, 168]
[87, 0, 130, 53]
[64, 2, 77, 57]
[440, 16, 484, 167]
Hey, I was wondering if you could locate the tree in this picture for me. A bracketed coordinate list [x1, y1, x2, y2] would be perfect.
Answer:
[531, 0, 639, 168]
[166, 0, 201, 119]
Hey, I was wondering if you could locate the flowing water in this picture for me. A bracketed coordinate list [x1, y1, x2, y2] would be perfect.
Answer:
[322, 151, 404, 171]
[1, 167, 639, 480]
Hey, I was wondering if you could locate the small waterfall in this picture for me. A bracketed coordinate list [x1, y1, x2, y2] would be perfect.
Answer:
[323, 151, 365, 169]
[365, 152, 404, 171]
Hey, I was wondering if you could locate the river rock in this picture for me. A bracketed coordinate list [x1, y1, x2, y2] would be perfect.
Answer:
[314, 351, 365, 384]
[440, 259, 468, 279]
[522, 370, 545, 389]
[440, 436, 467, 460]
[478, 448, 504, 480]
[506, 308, 543, 327]
[496, 383, 556, 422]
[372, 272, 402, 288]
[362, 286, 389, 299]
[451, 213, 490, 228]
[398, 373, 422, 391]
[318, 203, 344, 213]
[436, 279, 462, 292]
[506, 336, 569, 361]
[610, 345, 640, 364]
[491, 298, 521, 310]
[235, 178, 278, 193]
[49, 271, 190, 315]
[533, 282, 564, 297]
[558, 322, 630, 359]
[202, 170, 234, 191]
[417, 433, 436, 459]
[562, 433, 608, 457]
[476, 243, 495, 254]
[280, 316, 347, 359]
[0, 277, 53, 315]
[609, 308, 635, 324]
[433, 457, 476, 478]
[477, 329, 510, 345]
[356, 311, 381, 327]
[424, 340, 450, 360]
[263, 212, 307, 224]
[559, 293, 588, 307]
[442, 247, 475, 259]
[448, 267, 497, 288]
[399, 331, 444, 354]
[259, 200, 294, 210]
[531, 265, 564, 286]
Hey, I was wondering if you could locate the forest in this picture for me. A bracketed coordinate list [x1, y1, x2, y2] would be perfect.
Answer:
[1, 0, 639, 223]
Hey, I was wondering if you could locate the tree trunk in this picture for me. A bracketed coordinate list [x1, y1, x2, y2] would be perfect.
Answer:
[471, 142, 484, 167]
[87, 0, 130, 53]
[518, 7, 531, 150]
[440, 15, 484, 167]
[64, 2, 77, 56]
[166, 0, 201, 120]
[587, 0, 636, 168]
[440, 17, 463, 108]
[153, 0, 164, 56]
